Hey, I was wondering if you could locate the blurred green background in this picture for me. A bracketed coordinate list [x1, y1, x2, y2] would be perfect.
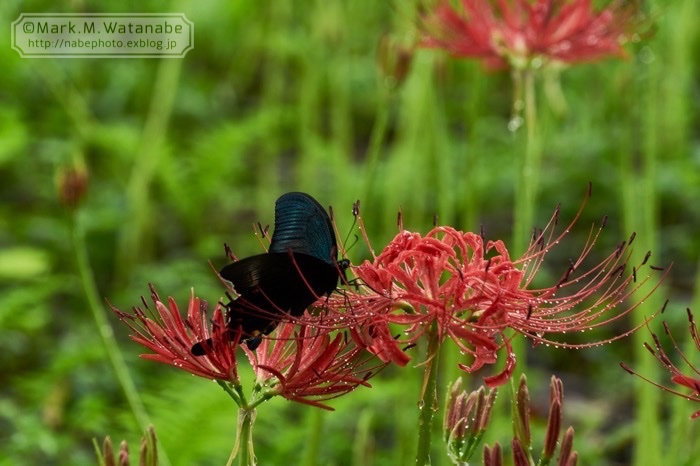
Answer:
[1, 0, 699, 465]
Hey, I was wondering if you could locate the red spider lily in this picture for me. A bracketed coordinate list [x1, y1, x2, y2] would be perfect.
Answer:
[422, 0, 642, 69]
[242, 319, 386, 410]
[348, 187, 667, 387]
[621, 308, 700, 419]
[112, 284, 241, 382]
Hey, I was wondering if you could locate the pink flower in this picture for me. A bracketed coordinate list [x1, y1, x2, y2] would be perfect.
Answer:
[112, 284, 241, 382]
[621, 308, 700, 419]
[242, 320, 385, 410]
[349, 189, 667, 387]
[422, 0, 642, 69]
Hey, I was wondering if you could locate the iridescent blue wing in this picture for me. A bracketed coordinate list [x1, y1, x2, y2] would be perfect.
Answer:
[268, 192, 337, 265]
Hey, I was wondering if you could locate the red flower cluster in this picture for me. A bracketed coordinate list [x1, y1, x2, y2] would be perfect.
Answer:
[345, 191, 666, 386]
[422, 0, 642, 69]
[113, 285, 385, 409]
[114, 191, 666, 395]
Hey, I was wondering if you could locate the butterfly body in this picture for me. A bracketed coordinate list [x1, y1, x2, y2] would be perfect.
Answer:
[192, 192, 347, 355]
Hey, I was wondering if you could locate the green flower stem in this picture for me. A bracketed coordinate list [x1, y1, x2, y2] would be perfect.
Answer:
[362, 89, 391, 205]
[228, 408, 256, 466]
[415, 323, 442, 465]
[114, 57, 182, 282]
[301, 409, 324, 466]
[620, 55, 662, 466]
[219, 380, 278, 465]
[512, 67, 540, 253]
[71, 212, 170, 466]
[511, 67, 541, 376]
[217, 380, 245, 406]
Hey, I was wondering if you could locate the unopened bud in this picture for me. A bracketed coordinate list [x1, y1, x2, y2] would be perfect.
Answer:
[483, 442, 503, 466]
[543, 376, 564, 460]
[95, 426, 159, 466]
[444, 379, 497, 464]
[57, 162, 88, 208]
[377, 34, 414, 89]
[513, 374, 531, 450]
[103, 436, 116, 466]
[118, 440, 129, 466]
[140, 425, 158, 466]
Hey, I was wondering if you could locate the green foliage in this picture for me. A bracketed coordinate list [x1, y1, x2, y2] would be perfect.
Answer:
[2, 0, 700, 465]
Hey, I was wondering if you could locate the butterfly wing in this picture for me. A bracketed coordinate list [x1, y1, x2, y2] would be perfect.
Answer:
[192, 193, 344, 356]
[268, 192, 337, 265]
[221, 252, 339, 329]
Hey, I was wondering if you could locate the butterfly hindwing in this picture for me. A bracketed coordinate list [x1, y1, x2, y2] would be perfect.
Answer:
[219, 253, 339, 313]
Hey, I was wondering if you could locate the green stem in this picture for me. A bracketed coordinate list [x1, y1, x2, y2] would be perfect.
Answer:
[415, 325, 442, 466]
[511, 67, 541, 377]
[70, 212, 171, 466]
[362, 90, 391, 205]
[616, 51, 662, 465]
[631, 49, 663, 466]
[217, 380, 245, 406]
[114, 58, 182, 282]
[230, 408, 256, 466]
[301, 409, 324, 466]
[513, 68, 540, 251]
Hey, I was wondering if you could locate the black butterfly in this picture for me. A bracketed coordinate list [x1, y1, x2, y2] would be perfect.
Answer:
[192, 192, 349, 355]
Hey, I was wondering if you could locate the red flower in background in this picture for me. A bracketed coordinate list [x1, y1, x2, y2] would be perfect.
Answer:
[348, 188, 667, 387]
[621, 308, 700, 419]
[112, 284, 241, 382]
[422, 0, 642, 69]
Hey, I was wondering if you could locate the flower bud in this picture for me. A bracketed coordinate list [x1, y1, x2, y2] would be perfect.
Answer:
[56, 161, 88, 209]
[444, 378, 497, 464]
[377, 34, 414, 89]
[95, 426, 159, 466]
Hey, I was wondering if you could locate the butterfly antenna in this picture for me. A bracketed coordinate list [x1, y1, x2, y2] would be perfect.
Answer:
[254, 222, 271, 249]
[223, 243, 237, 261]
[330, 200, 361, 258]
[343, 201, 361, 251]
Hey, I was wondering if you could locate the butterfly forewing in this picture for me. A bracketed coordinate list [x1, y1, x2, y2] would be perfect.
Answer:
[269, 192, 337, 264]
